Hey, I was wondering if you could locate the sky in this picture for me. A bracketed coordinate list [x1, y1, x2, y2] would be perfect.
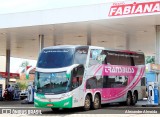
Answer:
[0, 0, 125, 14]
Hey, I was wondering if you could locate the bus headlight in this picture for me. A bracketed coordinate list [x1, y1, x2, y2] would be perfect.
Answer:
[61, 92, 73, 99]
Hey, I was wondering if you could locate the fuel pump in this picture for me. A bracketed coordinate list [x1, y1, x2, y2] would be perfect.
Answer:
[147, 82, 159, 105]
[0, 84, 2, 101]
[146, 63, 160, 105]
[13, 84, 20, 100]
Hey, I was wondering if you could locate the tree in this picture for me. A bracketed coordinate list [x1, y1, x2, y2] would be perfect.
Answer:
[17, 82, 27, 90]
[145, 56, 155, 64]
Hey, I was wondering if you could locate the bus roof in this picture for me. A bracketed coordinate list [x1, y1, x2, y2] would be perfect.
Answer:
[43, 45, 89, 50]
[103, 47, 144, 55]
[43, 45, 144, 55]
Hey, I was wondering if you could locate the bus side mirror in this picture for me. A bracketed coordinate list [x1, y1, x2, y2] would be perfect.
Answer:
[66, 73, 71, 79]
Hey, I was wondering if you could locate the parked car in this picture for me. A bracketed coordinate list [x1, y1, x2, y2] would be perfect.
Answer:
[20, 90, 28, 100]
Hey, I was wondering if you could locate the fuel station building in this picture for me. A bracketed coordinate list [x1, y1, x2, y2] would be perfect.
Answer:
[0, 0, 160, 95]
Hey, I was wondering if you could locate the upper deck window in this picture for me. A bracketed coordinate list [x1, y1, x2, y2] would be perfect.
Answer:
[37, 48, 74, 68]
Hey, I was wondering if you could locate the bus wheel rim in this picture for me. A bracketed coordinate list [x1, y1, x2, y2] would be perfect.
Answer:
[94, 97, 99, 108]
[85, 97, 90, 108]
[127, 94, 131, 105]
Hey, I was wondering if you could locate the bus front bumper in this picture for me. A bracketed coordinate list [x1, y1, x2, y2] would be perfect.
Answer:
[34, 97, 73, 108]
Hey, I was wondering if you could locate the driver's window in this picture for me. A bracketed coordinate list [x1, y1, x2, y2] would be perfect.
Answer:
[71, 65, 84, 89]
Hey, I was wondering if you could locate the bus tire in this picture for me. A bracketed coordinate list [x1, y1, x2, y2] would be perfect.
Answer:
[126, 92, 132, 106]
[83, 95, 91, 111]
[132, 92, 138, 105]
[92, 94, 101, 110]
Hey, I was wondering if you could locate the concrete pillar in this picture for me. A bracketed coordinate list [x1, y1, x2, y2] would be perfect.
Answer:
[155, 25, 160, 64]
[39, 34, 44, 51]
[158, 73, 160, 103]
[5, 49, 10, 87]
[5, 35, 11, 87]
[53, 33, 57, 46]
[87, 23, 91, 45]
[155, 25, 160, 104]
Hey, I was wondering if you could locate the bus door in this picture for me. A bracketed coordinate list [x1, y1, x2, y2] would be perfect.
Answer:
[71, 65, 84, 107]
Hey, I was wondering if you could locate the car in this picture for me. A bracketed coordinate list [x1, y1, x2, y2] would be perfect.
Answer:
[20, 90, 28, 100]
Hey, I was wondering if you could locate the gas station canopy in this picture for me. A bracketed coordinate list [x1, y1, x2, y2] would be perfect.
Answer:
[0, 0, 160, 60]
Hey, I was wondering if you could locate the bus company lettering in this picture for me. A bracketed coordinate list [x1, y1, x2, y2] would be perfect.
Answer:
[109, 1, 160, 16]
[103, 65, 137, 76]
[105, 66, 134, 73]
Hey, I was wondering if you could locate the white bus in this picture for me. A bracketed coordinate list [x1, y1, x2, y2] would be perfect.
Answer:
[34, 45, 146, 111]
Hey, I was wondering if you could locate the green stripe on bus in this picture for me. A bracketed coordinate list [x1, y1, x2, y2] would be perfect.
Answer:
[36, 93, 46, 99]
[34, 97, 72, 108]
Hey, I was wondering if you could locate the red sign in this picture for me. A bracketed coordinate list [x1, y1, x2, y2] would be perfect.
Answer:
[150, 64, 160, 71]
[109, 1, 160, 16]
[0, 72, 19, 78]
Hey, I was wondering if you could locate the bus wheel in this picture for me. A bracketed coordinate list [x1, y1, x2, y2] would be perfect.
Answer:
[93, 94, 101, 109]
[126, 92, 132, 106]
[51, 108, 59, 111]
[132, 92, 138, 105]
[83, 95, 91, 111]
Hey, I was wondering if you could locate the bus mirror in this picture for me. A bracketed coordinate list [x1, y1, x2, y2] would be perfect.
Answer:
[66, 67, 73, 79]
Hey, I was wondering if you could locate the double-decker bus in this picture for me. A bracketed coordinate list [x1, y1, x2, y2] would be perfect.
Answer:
[34, 45, 146, 111]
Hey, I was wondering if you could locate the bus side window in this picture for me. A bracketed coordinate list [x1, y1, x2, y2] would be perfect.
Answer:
[86, 76, 103, 89]
[74, 48, 88, 65]
[118, 53, 131, 66]
[71, 65, 84, 89]
[103, 76, 128, 88]
[99, 50, 106, 64]
[106, 51, 119, 65]
[86, 77, 97, 89]
[133, 54, 145, 65]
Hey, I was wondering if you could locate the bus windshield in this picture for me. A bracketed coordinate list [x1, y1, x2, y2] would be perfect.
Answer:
[35, 72, 70, 94]
[37, 48, 74, 68]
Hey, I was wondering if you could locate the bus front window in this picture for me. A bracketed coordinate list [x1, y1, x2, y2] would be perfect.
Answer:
[35, 72, 71, 94]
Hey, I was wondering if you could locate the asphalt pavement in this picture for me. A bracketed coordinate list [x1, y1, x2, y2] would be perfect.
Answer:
[0, 100, 160, 116]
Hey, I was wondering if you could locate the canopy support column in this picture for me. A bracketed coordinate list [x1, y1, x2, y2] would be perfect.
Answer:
[39, 34, 44, 51]
[5, 35, 11, 87]
[155, 25, 160, 104]
[5, 49, 10, 87]
[87, 23, 91, 45]
[155, 25, 160, 64]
